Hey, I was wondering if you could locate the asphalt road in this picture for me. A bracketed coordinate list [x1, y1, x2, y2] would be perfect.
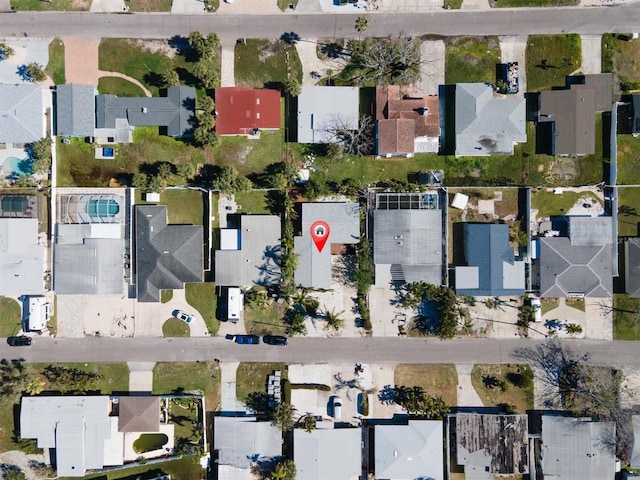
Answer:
[1, 5, 639, 40]
[1, 337, 637, 367]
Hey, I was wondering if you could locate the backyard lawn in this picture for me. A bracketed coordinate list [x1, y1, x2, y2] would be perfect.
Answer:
[613, 294, 640, 340]
[394, 364, 458, 406]
[153, 362, 221, 410]
[235, 39, 302, 88]
[234, 190, 271, 214]
[526, 34, 582, 92]
[215, 128, 285, 178]
[445, 36, 501, 85]
[618, 187, 640, 237]
[236, 362, 287, 403]
[45, 38, 65, 85]
[532, 189, 603, 219]
[98, 76, 146, 97]
[185, 282, 218, 335]
[0, 296, 22, 337]
[162, 318, 190, 337]
[471, 364, 534, 413]
[617, 135, 640, 184]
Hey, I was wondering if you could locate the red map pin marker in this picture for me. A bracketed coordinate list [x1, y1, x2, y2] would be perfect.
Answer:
[310, 221, 330, 253]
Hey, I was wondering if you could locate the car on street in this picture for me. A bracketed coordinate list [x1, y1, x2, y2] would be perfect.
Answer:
[7, 336, 31, 347]
[263, 335, 288, 346]
[172, 310, 194, 324]
[235, 334, 260, 345]
[330, 396, 342, 420]
[529, 297, 542, 323]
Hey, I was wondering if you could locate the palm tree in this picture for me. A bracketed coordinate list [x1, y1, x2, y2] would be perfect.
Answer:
[355, 16, 369, 34]
[322, 307, 345, 332]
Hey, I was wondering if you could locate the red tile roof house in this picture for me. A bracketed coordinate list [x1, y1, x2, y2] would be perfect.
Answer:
[214, 87, 281, 136]
[376, 85, 440, 157]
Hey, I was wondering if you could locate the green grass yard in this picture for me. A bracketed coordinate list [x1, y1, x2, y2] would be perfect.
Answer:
[45, 38, 65, 85]
[10, 0, 89, 10]
[56, 137, 126, 187]
[532, 189, 603, 219]
[445, 36, 501, 85]
[128, 0, 172, 11]
[613, 294, 640, 340]
[602, 33, 640, 94]
[0, 297, 22, 337]
[98, 76, 146, 97]
[235, 39, 302, 87]
[215, 129, 285, 178]
[526, 34, 582, 92]
[185, 282, 218, 335]
[234, 190, 271, 214]
[394, 364, 458, 406]
[618, 187, 640, 237]
[153, 362, 221, 410]
[162, 318, 190, 337]
[244, 303, 288, 336]
[617, 135, 640, 184]
[236, 362, 287, 403]
[471, 364, 534, 413]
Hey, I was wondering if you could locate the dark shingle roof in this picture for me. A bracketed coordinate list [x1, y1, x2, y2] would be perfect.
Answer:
[118, 396, 160, 432]
[56, 84, 95, 137]
[96, 87, 195, 137]
[135, 205, 203, 302]
[625, 238, 640, 297]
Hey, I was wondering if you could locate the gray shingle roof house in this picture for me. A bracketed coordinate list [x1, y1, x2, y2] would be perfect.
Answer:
[454, 223, 525, 297]
[538, 216, 613, 298]
[135, 205, 203, 302]
[213, 416, 282, 478]
[294, 202, 360, 289]
[0, 218, 44, 295]
[0, 84, 45, 144]
[375, 420, 444, 480]
[624, 238, 640, 297]
[214, 215, 282, 287]
[20, 396, 112, 477]
[96, 86, 195, 138]
[538, 74, 613, 155]
[455, 413, 529, 478]
[541, 415, 616, 480]
[454, 83, 526, 157]
[373, 192, 444, 286]
[56, 84, 96, 137]
[297, 86, 359, 143]
[294, 427, 361, 480]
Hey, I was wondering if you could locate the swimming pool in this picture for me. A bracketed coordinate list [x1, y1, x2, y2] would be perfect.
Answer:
[86, 198, 120, 218]
[2, 157, 33, 176]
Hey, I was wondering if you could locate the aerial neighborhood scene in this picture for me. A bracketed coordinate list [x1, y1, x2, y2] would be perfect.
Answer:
[1, 0, 640, 479]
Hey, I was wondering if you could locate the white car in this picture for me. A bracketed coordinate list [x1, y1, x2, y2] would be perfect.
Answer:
[172, 310, 194, 324]
[529, 297, 542, 323]
[330, 396, 342, 420]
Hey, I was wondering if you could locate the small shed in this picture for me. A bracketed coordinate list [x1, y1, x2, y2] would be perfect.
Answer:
[144, 192, 160, 203]
[451, 193, 469, 210]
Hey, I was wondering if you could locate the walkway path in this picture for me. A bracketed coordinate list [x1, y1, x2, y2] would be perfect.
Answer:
[219, 361, 246, 413]
[98, 71, 153, 97]
[456, 364, 484, 406]
[220, 41, 235, 87]
[128, 361, 156, 392]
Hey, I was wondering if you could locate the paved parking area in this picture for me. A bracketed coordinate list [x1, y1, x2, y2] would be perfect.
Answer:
[368, 285, 414, 337]
[420, 40, 445, 96]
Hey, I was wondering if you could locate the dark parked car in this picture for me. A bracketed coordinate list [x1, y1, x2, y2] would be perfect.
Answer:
[235, 334, 260, 345]
[263, 335, 288, 346]
[7, 336, 31, 347]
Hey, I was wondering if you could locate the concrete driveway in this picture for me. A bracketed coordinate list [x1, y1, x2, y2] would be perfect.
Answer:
[578, 34, 602, 74]
[499, 35, 527, 96]
[420, 40, 445, 96]
[90, 0, 126, 12]
[134, 288, 210, 337]
[0, 38, 49, 84]
[171, 0, 208, 13]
